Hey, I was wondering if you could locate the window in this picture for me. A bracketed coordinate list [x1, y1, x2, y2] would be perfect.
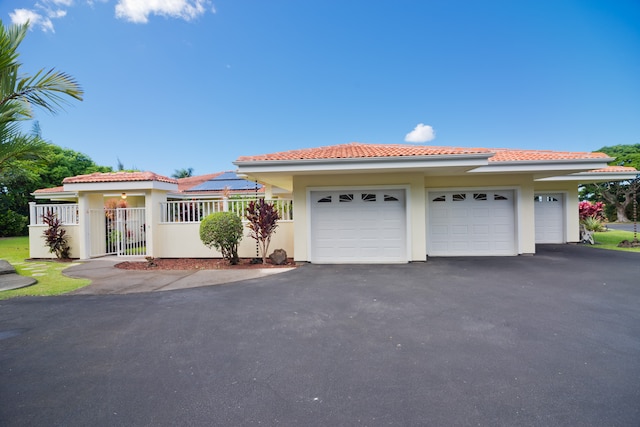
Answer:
[339, 194, 354, 202]
[318, 196, 332, 203]
[432, 195, 446, 202]
[384, 195, 399, 202]
[452, 193, 466, 202]
[534, 195, 557, 202]
[361, 193, 376, 202]
[473, 193, 487, 201]
[494, 194, 508, 201]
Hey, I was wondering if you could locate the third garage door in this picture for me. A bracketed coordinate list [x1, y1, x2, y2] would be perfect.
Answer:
[428, 190, 516, 256]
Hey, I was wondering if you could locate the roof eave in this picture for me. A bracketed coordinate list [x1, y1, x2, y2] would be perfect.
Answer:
[536, 171, 640, 182]
[468, 158, 614, 174]
[32, 191, 78, 201]
[234, 153, 493, 173]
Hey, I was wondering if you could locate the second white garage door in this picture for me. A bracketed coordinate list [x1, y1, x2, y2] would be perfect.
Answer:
[310, 189, 407, 263]
[428, 190, 517, 256]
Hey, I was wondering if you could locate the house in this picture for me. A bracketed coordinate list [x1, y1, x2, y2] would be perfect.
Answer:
[28, 171, 294, 260]
[29, 143, 637, 263]
[233, 142, 638, 263]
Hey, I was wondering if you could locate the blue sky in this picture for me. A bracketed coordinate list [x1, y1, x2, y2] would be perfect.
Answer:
[2, 0, 639, 177]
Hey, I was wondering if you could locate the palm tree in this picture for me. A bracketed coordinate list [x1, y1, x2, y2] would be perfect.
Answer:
[0, 20, 83, 172]
[172, 167, 194, 178]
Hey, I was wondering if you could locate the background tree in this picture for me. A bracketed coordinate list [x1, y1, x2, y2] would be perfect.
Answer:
[0, 142, 111, 236]
[172, 167, 194, 179]
[579, 144, 640, 222]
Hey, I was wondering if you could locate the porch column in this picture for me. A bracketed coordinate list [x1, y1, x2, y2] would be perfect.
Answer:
[77, 193, 104, 260]
[145, 189, 169, 257]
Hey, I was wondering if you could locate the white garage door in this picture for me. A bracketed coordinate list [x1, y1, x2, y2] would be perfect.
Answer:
[428, 190, 516, 256]
[310, 189, 407, 263]
[534, 194, 565, 243]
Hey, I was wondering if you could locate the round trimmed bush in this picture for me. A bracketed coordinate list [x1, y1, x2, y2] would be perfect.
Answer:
[199, 212, 243, 264]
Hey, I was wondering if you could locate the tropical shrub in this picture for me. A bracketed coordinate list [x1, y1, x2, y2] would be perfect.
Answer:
[199, 212, 243, 264]
[581, 216, 606, 232]
[245, 199, 280, 264]
[579, 201, 606, 232]
[578, 201, 604, 221]
[41, 210, 71, 259]
[0, 210, 28, 237]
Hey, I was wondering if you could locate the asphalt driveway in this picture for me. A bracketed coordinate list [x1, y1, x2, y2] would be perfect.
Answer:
[1, 245, 639, 426]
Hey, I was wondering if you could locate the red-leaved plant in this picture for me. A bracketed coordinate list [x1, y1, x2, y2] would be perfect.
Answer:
[245, 199, 280, 264]
[579, 201, 604, 220]
[42, 210, 71, 259]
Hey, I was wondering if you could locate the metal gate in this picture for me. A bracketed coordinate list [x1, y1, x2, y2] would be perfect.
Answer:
[89, 208, 147, 257]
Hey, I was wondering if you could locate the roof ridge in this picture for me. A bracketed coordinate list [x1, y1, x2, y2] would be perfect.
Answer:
[63, 171, 177, 184]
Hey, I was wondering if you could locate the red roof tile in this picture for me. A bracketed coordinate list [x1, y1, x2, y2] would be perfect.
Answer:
[63, 171, 177, 185]
[236, 142, 493, 161]
[585, 166, 638, 173]
[489, 149, 610, 162]
[33, 186, 64, 194]
[236, 142, 611, 163]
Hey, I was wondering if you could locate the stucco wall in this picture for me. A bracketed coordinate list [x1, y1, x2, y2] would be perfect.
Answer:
[155, 221, 294, 259]
[29, 225, 81, 259]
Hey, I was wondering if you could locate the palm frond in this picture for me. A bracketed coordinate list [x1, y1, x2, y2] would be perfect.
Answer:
[0, 123, 49, 168]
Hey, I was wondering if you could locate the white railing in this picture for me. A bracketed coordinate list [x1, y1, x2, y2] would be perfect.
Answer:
[29, 202, 79, 225]
[161, 199, 293, 223]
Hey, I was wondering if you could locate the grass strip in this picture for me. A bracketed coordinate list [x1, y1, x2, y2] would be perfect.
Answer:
[591, 229, 640, 253]
[0, 236, 90, 300]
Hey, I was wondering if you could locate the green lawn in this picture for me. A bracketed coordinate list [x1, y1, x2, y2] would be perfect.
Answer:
[0, 236, 90, 300]
[592, 229, 640, 253]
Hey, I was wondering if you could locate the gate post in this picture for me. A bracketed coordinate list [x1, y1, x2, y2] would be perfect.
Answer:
[77, 193, 103, 259]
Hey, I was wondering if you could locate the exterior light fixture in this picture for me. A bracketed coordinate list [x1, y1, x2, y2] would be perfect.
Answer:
[121, 192, 127, 200]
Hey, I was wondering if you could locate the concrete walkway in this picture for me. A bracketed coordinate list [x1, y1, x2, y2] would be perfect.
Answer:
[64, 257, 295, 295]
[0, 260, 37, 291]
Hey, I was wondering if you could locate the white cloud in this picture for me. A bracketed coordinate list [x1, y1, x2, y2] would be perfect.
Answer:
[50, 9, 68, 19]
[10, 0, 214, 33]
[115, 0, 212, 24]
[404, 123, 436, 143]
[10, 9, 55, 32]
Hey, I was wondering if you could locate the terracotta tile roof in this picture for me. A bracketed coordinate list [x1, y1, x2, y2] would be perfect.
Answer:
[236, 142, 612, 163]
[177, 172, 223, 192]
[489, 148, 611, 162]
[585, 166, 638, 173]
[63, 171, 177, 184]
[236, 142, 493, 161]
[33, 186, 65, 194]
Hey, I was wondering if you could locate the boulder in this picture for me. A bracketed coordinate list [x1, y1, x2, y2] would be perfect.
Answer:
[269, 249, 288, 265]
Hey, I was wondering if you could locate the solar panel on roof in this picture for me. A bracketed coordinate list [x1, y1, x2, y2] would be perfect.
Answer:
[187, 172, 263, 192]
[213, 171, 241, 181]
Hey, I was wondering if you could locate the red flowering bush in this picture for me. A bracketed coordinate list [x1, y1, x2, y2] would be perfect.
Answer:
[579, 201, 604, 220]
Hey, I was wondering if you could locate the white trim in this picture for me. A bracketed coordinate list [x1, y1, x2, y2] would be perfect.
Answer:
[306, 185, 411, 263]
[536, 171, 639, 182]
[469, 160, 612, 174]
[236, 156, 492, 174]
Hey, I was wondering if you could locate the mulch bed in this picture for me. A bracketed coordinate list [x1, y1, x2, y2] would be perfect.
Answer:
[115, 258, 296, 270]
